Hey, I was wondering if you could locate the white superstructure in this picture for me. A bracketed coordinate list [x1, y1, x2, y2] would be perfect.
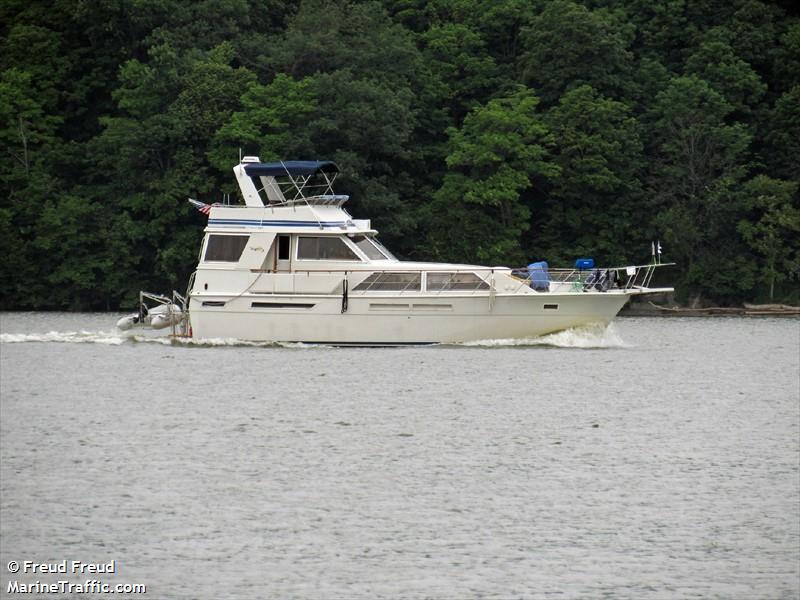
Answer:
[128, 158, 672, 344]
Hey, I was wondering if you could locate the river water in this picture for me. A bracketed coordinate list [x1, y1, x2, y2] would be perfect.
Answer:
[1, 313, 798, 599]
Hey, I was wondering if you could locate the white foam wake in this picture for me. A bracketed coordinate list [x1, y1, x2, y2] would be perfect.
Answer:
[0, 330, 293, 348]
[459, 322, 629, 348]
[1, 330, 131, 345]
[1, 323, 628, 349]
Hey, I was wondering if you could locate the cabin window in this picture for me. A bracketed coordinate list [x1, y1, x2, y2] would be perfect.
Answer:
[297, 236, 359, 261]
[353, 272, 421, 291]
[204, 235, 249, 262]
[426, 272, 490, 291]
[350, 235, 389, 260]
[277, 235, 290, 260]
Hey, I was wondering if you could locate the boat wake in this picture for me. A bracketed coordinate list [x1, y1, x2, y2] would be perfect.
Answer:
[1, 330, 132, 345]
[0, 330, 289, 348]
[1, 322, 628, 349]
[457, 322, 629, 349]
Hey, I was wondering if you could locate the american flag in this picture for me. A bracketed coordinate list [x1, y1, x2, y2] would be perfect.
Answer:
[188, 198, 212, 216]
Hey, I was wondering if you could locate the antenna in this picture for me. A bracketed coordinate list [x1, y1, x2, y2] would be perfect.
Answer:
[238, 147, 242, 164]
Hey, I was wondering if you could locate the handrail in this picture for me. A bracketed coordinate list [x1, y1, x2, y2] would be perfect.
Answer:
[212, 195, 349, 209]
[252, 263, 674, 275]
[247, 263, 673, 296]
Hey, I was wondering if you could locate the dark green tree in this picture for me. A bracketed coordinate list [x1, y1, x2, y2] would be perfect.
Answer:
[537, 85, 645, 265]
[0, 23, 67, 307]
[685, 31, 766, 116]
[609, 0, 697, 71]
[762, 86, 800, 181]
[518, 0, 635, 105]
[210, 74, 318, 172]
[426, 88, 558, 265]
[737, 176, 800, 301]
[419, 23, 499, 123]
[648, 75, 754, 302]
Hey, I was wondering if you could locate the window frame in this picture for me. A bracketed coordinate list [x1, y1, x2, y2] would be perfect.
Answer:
[352, 271, 422, 292]
[348, 234, 391, 261]
[295, 235, 362, 262]
[203, 234, 250, 263]
[425, 271, 490, 292]
[370, 237, 397, 261]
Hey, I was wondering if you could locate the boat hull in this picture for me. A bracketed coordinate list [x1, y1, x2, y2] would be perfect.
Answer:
[187, 292, 633, 344]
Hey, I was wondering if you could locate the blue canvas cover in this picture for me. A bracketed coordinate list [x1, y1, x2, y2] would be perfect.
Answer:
[575, 258, 594, 270]
[243, 161, 338, 177]
[527, 261, 550, 292]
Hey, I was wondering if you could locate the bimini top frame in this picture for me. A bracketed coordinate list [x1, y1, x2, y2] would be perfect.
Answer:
[243, 160, 338, 178]
[235, 157, 347, 208]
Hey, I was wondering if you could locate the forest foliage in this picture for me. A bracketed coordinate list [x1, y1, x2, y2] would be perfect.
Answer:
[1, 0, 798, 309]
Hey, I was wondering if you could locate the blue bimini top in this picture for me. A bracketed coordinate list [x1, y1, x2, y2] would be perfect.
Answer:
[242, 161, 338, 178]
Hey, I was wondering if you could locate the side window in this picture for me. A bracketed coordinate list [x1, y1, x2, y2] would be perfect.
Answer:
[297, 237, 360, 261]
[277, 235, 290, 260]
[353, 272, 421, 291]
[204, 235, 249, 262]
[427, 272, 489, 291]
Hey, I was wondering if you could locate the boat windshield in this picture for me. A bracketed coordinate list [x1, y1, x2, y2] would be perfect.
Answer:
[371, 237, 397, 260]
[351, 235, 393, 260]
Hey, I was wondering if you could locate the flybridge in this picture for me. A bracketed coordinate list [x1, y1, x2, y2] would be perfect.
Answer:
[234, 156, 349, 208]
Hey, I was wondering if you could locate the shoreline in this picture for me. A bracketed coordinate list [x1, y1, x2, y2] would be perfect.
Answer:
[622, 300, 800, 317]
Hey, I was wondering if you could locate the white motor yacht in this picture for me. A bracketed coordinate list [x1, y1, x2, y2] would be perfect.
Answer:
[119, 158, 672, 344]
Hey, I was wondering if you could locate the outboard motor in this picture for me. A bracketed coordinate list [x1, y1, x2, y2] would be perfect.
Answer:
[527, 261, 550, 292]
